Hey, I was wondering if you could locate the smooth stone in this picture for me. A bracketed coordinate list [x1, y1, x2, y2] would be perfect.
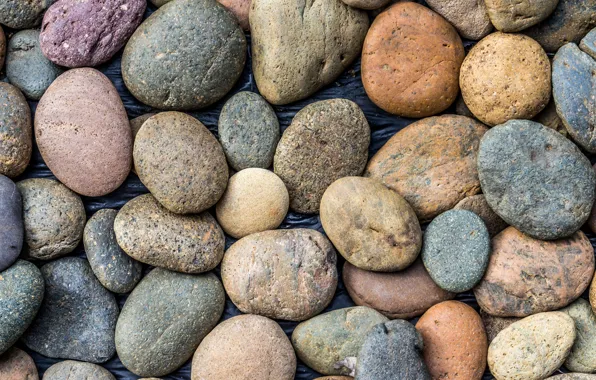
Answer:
[362, 2, 464, 117]
[580, 27, 596, 58]
[84, 209, 143, 294]
[365, 115, 487, 222]
[222, 228, 338, 321]
[320, 176, 421, 272]
[416, 301, 488, 380]
[191, 314, 296, 380]
[0, 0, 56, 28]
[355, 319, 430, 380]
[0, 260, 44, 356]
[217, 0, 250, 30]
[453, 195, 508, 237]
[116, 268, 225, 377]
[0, 83, 32, 178]
[39, 0, 145, 67]
[134, 112, 228, 214]
[561, 298, 596, 373]
[0, 175, 22, 271]
[0, 348, 38, 380]
[251, 0, 368, 105]
[129, 113, 156, 174]
[477, 120, 595, 239]
[17, 178, 85, 260]
[43, 361, 115, 380]
[6, 29, 63, 100]
[22, 257, 118, 363]
[480, 310, 520, 343]
[588, 165, 596, 235]
[122, 0, 246, 110]
[292, 307, 388, 375]
[474, 227, 594, 317]
[455, 94, 476, 119]
[316, 377, 354, 380]
[35, 68, 132, 196]
[426, 0, 493, 40]
[341, 0, 389, 9]
[0, 26, 4, 70]
[274, 99, 370, 214]
[114, 194, 225, 273]
[215, 168, 289, 239]
[534, 97, 568, 136]
[552, 43, 596, 152]
[488, 312, 575, 380]
[548, 375, 596, 380]
[485, 0, 559, 32]
[218, 91, 280, 171]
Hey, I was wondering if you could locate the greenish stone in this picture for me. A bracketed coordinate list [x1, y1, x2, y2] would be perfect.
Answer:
[561, 298, 596, 372]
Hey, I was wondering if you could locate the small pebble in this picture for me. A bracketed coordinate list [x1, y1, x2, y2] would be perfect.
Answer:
[0, 83, 32, 178]
[0, 347, 38, 380]
[43, 361, 115, 380]
[485, 0, 559, 32]
[561, 298, 596, 373]
[425, 0, 492, 40]
[0, 175, 23, 271]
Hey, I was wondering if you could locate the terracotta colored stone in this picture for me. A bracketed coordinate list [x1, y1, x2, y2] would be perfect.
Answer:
[0, 348, 38, 380]
[480, 310, 520, 343]
[425, 0, 493, 40]
[218, 0, 250, 30]
[0, 83, 32, 178]
[453, 195, 508, 238]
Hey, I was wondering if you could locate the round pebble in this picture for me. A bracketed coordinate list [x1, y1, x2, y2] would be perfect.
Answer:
[0, 83, 32, 178]
[453, 195, 508, 237]
[485, 0, 559, 32]
[0, 0, 56, 28]
[426, 0, 493, 40]
[0, 348, 38, 380]
[217, 0, 250, 30]
[561, 298, 596, 373]
[43, 361, 115, 380]
[0, 175, 22, 271]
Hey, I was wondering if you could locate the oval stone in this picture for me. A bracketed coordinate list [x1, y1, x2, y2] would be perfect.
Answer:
[478, 120, 595, 240]
[453, 195, 508, 237]
[0, 0, 56, 28]
[485, 0, 559, 32]
[217, 0, 251, 30]
[222, 228, 338, 321]
[474, 227, 594, 317]
[561, 298, 596, 373]
[0, 175, 23, 271]
[35, 68, 132, 196]
[0, 348, 38, 380]
[116, 268, 225, 377]
[425, 0, 492, 40]
[43, 361, 115, 380]
[0, 83, 32, 178]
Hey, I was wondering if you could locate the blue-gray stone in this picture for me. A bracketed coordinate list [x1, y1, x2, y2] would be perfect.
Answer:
[580, 27, 596, 59]
[0, 175, 22, 271]
[561, 298, 596, 373]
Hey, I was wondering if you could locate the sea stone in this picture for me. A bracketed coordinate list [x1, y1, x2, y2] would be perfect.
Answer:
[480, 310, 520, 343]
[426, 0, 493, 40]
[416, 301, 488, 380]
[217, 0, 251, 30]
[453, 195, 508, 237]
[581, 27, 596, 58]
[365, 115, 487, 222]
[341, 0, 390, 10]
[114, 194, 225, 274]
[6, 29, 63, 100]
[292, 307, 388, 375]
[84, 209, 143, 294]
[320, 176, 421, 272]
[35, 68, 132, 196]
[561, 298, 596, 373]
[0, 83, 32, 178]
[43, 361, 115, 380]
[134, 112, 228, 214]
[485, 0, 559, 32]
[477, 120, 595, 240]
[355, 319, 430, 380]
[22, 257, 118, 363]
[0, 0, 56, 28]
[0, 260, 44, 356]
[17, 178, 85, 260]
[222, 228, 338, 321]
[191, 314, 296, 380]
[0, 348, 38, 380]
[116, 268, 225, 377]
[274, 99, 370, 214]
[343, 260, 455, 320]
[39, 0, 145, 67]
[0, 175, 22, 271]
[122, 0, 246, 110]
[488, 312, 575, 379]
[460, 32, 551, 126]
[218, 91, 280, 171]
[474, 227, 594, 317]
[251, 0, 368, 105]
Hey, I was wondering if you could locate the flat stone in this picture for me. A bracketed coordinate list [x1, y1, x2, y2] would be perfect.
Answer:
[0, 83, 32, 178]
[0, 0, 57, 28]
[43, 361, 115, 380]
[485, 0, 559, 32]
[480, 310, 520, 343]
[217, 0, 251, 30]
[0, 347, 38, 380]
[453, 195, 508, 237]
[561, 298, 596, 373]
[580, 27, 596, 59]
[0, 175, 22, 271]
[426, 0, 493, 40]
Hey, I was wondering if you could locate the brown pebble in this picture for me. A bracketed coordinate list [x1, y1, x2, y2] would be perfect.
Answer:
[480, 309, 520, 343]
[453, 195, 508, 237]
[0, 83, 32, 178]
[0, 348, 38, 380]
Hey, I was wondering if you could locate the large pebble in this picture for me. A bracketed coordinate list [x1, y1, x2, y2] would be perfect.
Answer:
[485, 0, 559, 32]
[561, 298, 596, 373]
[274, 99, 370, 214]
[217, 0, 251, 30]
[0, 83, 32, 178]
[480, 310, 520, 343]
[222, 228, 338, 321]
[474, 227, 594, 317]
[0, 176, 22, 271]
[425, 0, 492, 40]
[0, 348, 38, 380]
[453, 195, 508, 237]
[581, 27, 596, 59]
[478, 120, 595, 240]
[0, 0, 56, 28]
[43, 361, 115, 380]
[116, 268, 225, 377]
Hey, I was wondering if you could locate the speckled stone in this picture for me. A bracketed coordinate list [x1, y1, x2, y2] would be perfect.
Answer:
[129, 113, 156, 174]
[0, 347, 38, 380]
[480, 310, 520, 343]
[485, 0, 559, 32]
[0, 0, 56, 28]
[43, 361, 115, 380]
[478, 120, 595, 240]
[22, 257, 118, 363]
[122, 0, 246, 110]
[453, 195, 508, 237]
[218, 91, 280, 171]
[116, 268, 225, 377]
[217, 0, 251, 30]
[561, 298, 596, 373]
[0, 83, 32, 178]
[580, 27, 596, 59]
[0, 175, 22, 272]
[426, 0, 493, 40]
[548, 375, 596, 380]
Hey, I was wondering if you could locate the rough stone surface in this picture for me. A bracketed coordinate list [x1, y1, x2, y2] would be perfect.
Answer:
[130, 113, 157, 174]
[453, 195, 508, 237]
[534, 97, 568, 136]
[217, 0, 251, 30]
[485, 0, 559, 32]
[0, 347, 38, 380]
[0, 0, 56, 28]
[561, 298, 596, 373]
[0, 83, 32, 178]
[274, 99, 370, 214]
[548, 375, 596, 380]
[426, 0, 493, 40]
[222, 228, 338, 321]
[0, 175, 22, 271]
[478, 120, 595, 240]
[480, 310, 520, 343]
[116, 268, 225, 377]
[43, 361, 115, 380]
[341, 0, 390, 10]
[580, 27, 596, 59]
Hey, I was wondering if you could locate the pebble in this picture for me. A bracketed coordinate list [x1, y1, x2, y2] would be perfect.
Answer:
[365, 115, 487, 222]
[0, 83, 32, 178]
[474, 227, 594, 317]
[561, 298, 596, 373]
[218, 91, 280, 171]
[222, 228, 338, 321]
[129, 113, 157, 174]
[485, 0, 559, 32]
[425, 0, 493, 40]
[35, 68, 132, 196]
[134, 112, 228, 214]
[5, 29, 63, 100]
[292, 307, 388, 375]
[477, 120, 595, 240]
[0, 0, 56, 28]
[460, 32, 551, 126]
[116, 268, 225, 377]
[122, 0, 246, 110]
[415, 301, 488, 380]
[534, 97, 568, 136]
[251, 0, 368, 105]
[0, 348, 38, 380]
[215, 168, 289, 239]
[362, 2, 464, 117]
[480, 310, 520, 343]
[320, 176, 421, 272]
[43, 361, 115, 380]
[488, 312, 575, 380]
[22, 257, 119, 363]
[580, 27, 596, 59]
[191, 314, 296, 380]
[17, 178, 85, 260]
[453, 195, 508, 237]
[274, 99, 370, 214]
[341, 0, 389, 9]
[0, 176, 22, 271]
[548, 375, 596, 380]
[217, 0, 251, 30]
[84, 209, 143, 294]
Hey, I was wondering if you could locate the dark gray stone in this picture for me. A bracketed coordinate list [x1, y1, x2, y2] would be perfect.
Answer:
[478, 119, 595, 240]
[0, 0, 57, 29]
[580, 27, 596, 59]
[0, 175, 22, 271]
[219, 91, 280, 171]
[22, 257, 119, 363]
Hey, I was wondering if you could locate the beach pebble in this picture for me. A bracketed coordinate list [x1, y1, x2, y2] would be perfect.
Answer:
[581, 27, 596, 59]
[480, 310, 520, 343]
[485, 0, 559, 32]
[43, 361, 115, 380]
[453, 195, 508, 237]
[217, 0, 251, 30]
[0, 0, 56, 28]
[425, 0, 493, 40]
[0, 83, 32, 178]
[0, 176, 22, 271]
[561, 298, 596, 373]
[129, 113, 156, 174]
[0, 348, 38, 380]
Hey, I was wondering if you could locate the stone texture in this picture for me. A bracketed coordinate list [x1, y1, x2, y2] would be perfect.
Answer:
[485, 0, 559, 32]
[0, 26, 4, 70]
[581, 27, 596, 59]
[217, 0, 251, 30]
[426, 0, 493, 40]
[130, 113, 157, 174]
[561, 298, 596, 373]
[548, 375, 596, 380]
[0, 83, 32, 178]
[588, 164, 596, 235]
[453, 195, 508, 237]
[0, 348, 38, 380]
[43, 361, 115, 380]
[0, 175, 23, 272]
[534, 97, 568, 136]
[0, 0, 56, 28]
[480, 310, 520, 343]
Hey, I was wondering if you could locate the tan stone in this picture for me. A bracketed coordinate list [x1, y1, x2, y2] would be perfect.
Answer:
[129, 113, 156, 175]
[485, 0, 559, 32]
[43, 360, 115, 380]
[341, 0, 390, 10]
[426, 0, 493, 40]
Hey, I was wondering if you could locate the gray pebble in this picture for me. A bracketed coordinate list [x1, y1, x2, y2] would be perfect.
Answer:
[0, 175, 23, 271]
[580, 27, 596, 59]
[561, 298, 596, 373]
[0, 0, 57, 28]
[43, 360, 115, 380]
